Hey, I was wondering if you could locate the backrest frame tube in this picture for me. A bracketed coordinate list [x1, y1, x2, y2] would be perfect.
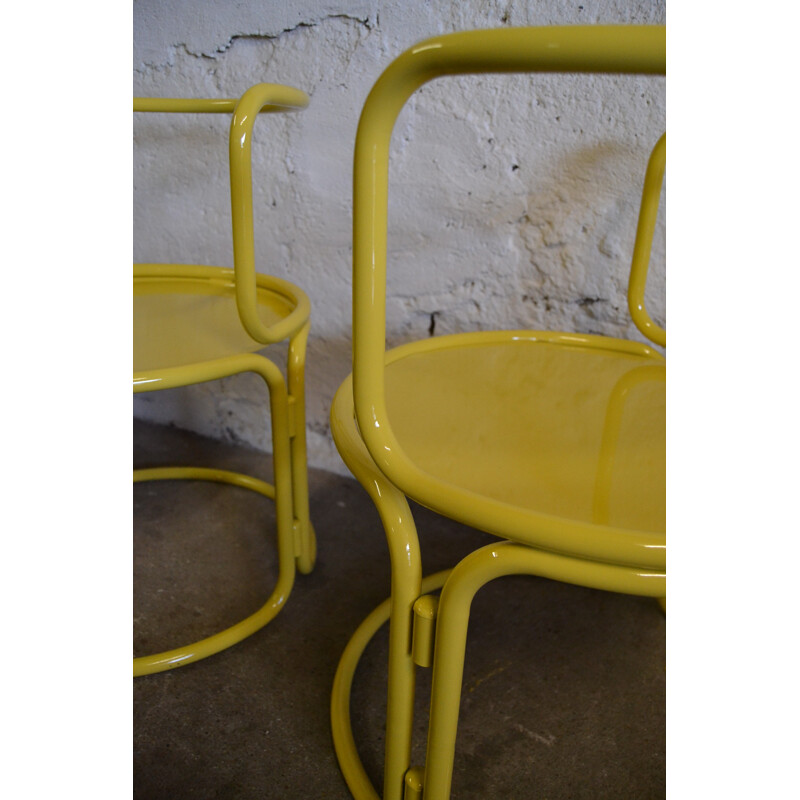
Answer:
[352, 25, 666, 472]
[133, 84, 310, 344]
[229, 83, 310, 343]
[628, 132, 667, 347]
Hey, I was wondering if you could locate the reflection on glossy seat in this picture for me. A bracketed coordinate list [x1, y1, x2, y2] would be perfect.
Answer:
[133, 85, 316, 677]
[329, 26, 665, 800]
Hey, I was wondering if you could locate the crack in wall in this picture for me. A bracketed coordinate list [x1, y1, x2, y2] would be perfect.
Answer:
[138, 13, 376, 71]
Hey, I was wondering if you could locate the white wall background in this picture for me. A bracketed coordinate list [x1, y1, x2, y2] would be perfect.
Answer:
[133, 0, 666, 475]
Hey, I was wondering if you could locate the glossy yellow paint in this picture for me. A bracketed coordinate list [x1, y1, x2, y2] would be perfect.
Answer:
[629, 133, 667, 347]
[133, 264, 309, 380]
[133, 84, 315, 677]
[133, 466, 295, 676]
[329, 26, 665, 800]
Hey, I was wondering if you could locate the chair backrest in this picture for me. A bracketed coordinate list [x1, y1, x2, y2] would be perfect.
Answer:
[133, 84, 309, 344]
[351, 25, 665, 478]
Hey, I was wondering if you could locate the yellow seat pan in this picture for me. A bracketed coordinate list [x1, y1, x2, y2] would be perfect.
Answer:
[345, 332, 665, 562]
[133, 264, 306, 378]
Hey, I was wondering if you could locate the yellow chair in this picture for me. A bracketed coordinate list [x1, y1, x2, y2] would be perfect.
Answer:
[329, 27, 665, 800]
[133, 84, 316, 677]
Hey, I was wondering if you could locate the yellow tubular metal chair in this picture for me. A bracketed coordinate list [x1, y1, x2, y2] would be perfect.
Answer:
[133, 84, 316, 677]
[329, 27, 665, 800]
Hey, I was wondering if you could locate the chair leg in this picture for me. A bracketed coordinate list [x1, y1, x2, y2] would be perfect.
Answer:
[421, 542, 666, 800]
[380, 494, 425, 800]
[330, 475, 425, 800]
[420, 545, 509, 800]
[331, 568, 451, 800]
[132, 354, 301, 676]
[132, 466, 295, 676]
[332, 593, 392, 800]
[255, 355, 299, 599]
[288, 320, 316, 574]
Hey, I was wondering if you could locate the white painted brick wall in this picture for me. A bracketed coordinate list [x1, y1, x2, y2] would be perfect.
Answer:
[133, 0, 666, 475]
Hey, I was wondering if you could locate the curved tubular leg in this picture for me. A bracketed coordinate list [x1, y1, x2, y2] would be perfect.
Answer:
[331, 567, 451, 800]
[329, 467, 423, 800]
[422, 541, 666, 800]
[288, 320, 316, 574]
[332, 596, 392, 800]
[379, 493, 426, 800]
[133, 353, 298, 677]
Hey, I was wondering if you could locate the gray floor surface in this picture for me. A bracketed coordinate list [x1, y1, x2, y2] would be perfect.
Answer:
[134, 419, 665, 799]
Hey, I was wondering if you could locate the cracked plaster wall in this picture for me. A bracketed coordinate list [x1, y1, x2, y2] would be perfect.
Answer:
[133, 0, 666, 475]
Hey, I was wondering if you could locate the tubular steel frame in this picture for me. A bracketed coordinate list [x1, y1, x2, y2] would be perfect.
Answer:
[330, 26, 666, 800]
[133, 84, 315, 677]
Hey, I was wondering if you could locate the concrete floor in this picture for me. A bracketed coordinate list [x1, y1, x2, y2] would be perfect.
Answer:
[134, 419, 665, 799]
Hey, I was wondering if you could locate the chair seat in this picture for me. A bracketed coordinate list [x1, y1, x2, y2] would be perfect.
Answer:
[342, 331, 665, 564]
[133, 263, 306, 379]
